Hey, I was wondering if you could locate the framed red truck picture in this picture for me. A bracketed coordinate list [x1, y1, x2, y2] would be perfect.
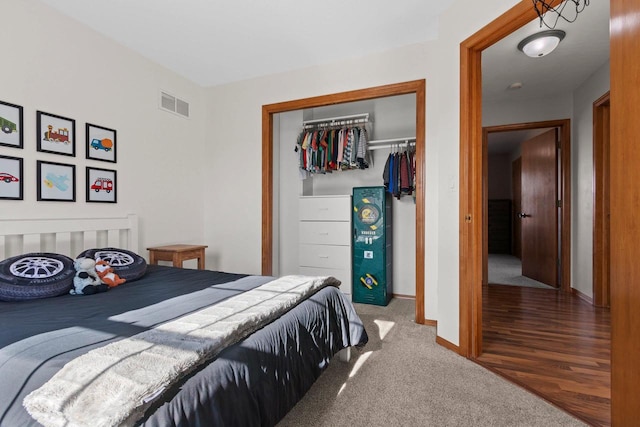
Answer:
[86, 166, 116, 203]
[86, 123, 116, 163]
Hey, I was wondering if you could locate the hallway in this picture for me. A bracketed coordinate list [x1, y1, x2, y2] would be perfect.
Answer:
[477, 285, 611, 426]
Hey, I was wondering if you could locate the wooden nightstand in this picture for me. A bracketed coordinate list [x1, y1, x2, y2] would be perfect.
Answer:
[147, 244, 208, 270]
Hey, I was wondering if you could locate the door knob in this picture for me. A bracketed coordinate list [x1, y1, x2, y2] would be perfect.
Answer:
[517, 212, 530, 218]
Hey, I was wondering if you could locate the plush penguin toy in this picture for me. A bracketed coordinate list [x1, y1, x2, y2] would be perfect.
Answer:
[70, 257, 109, 295]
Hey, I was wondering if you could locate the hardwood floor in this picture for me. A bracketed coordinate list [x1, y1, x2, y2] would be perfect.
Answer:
[477, 284, 611, 426]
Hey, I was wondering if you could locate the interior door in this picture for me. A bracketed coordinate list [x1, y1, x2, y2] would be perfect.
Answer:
[520, 129, 558, 287]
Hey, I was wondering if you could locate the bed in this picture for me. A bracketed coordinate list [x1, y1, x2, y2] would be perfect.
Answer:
[0, 215, 368, 427]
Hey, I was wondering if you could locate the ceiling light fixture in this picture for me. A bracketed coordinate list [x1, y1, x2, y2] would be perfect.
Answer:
[517, 30, 566, 58]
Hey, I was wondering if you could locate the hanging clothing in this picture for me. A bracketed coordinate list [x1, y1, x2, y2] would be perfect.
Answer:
[296, 124, 371, 177]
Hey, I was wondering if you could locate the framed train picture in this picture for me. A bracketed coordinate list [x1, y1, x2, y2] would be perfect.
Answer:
[86, 166, 117, 203]
[0, 100, 23, 149]
[37, 111, 76, 157]
[86, 123, 116, 163]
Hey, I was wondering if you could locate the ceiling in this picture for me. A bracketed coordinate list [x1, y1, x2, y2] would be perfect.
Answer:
[483, 0, 610, 104]
[37, 0, 609, 154]
[484, 1, 610, 154]
[39, 0, 455, 87]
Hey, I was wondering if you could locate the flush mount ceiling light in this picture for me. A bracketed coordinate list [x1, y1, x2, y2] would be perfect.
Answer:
[517, 30, 566, 58]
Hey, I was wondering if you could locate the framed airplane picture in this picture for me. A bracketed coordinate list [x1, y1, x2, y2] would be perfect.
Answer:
[37, 160, 76, 202]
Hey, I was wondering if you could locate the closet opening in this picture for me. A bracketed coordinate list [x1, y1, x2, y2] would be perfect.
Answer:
[261, 80, 428, 324]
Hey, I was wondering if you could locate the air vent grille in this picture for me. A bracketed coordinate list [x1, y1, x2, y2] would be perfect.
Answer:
[159, 90, 190, 118]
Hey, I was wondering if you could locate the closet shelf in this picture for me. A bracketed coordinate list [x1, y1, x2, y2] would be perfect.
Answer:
[302, 113, 370, 129]
[368, 137, 416, 151]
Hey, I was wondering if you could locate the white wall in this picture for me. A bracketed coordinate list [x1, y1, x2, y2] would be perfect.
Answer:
[571, 60, 610, 298]
[204, 0, 523, 345]
[488, 154, 513, 199]
[0, 1, 207, 264]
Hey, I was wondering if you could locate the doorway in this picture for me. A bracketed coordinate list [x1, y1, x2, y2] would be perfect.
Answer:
[483, 120, 571, 292]
[261, 80, 427, 324]
[593, 92, 611, 308]
[460, 0, 640, 424]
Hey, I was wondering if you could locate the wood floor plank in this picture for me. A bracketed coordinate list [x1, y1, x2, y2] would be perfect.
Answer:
[477, 284, 611, 426]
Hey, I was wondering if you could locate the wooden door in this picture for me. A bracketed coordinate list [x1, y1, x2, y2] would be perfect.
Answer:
[512, 157, 522, 259]
[593, 93, 610, 308]
[520, 129, 558, 287]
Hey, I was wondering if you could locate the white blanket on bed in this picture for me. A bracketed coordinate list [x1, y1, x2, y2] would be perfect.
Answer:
[23, 275, 339, 427]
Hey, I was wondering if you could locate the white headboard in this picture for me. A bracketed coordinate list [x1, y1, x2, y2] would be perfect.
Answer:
[0, 214, 139, 260]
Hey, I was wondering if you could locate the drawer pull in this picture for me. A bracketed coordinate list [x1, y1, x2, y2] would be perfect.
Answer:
[318, 232, 329, 235]
[318, 255, 329, 259]
[318, 208, 329, 211]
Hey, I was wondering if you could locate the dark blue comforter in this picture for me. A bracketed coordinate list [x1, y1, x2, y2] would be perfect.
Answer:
[0, 265, 368, 426]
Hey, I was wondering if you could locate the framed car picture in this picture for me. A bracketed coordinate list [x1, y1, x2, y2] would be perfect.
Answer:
[0, 155, 23, 200]
[0, 100, 23, 149]
[86, 166, 117, 203]
[37, 111, 76, 157]
[86, 123, 116, 163]
[37, 160, 76, 202]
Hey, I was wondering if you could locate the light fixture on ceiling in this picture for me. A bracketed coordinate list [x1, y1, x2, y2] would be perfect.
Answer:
[517, 30, 566, 58]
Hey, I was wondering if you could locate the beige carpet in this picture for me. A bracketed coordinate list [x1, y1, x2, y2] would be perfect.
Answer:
[278, 298, 586, 427]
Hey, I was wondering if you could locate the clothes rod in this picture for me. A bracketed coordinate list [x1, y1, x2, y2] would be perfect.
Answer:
[368, 141, 415, 151]
[368, 137, 416, 145]
[302, 113, 370, 125]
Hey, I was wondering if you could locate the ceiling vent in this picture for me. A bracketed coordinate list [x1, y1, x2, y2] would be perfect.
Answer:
[159, 90, 190, 118]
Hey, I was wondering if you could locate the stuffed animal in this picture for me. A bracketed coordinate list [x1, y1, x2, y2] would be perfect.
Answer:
[70, 257, 109, 295]
[95, 260, 126, 288]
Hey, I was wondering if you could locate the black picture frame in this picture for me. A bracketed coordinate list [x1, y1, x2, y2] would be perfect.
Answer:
[86, 123, 117, 163]
[0, 155, 23, 200]
[86, 166, 117, 203]
[36, 111, 76, 157]
[37, 160, 76, 202]
[0, 100, 24, 149]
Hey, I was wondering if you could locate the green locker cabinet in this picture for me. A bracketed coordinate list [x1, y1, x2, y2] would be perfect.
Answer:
[352, 186, 392, 306]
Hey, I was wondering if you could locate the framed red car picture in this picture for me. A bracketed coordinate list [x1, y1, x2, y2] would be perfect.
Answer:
[0, 155, 23, 200]
[86, 166, 116, 203]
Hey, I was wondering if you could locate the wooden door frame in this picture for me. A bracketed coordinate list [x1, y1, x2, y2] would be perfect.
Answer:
[462, 0, 640, 423]
[482, 120, 571, 292]
[593, 92, 610, 308]
[261, 79, 427, 324]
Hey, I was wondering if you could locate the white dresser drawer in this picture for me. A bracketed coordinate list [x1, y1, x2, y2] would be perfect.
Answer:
[299, 196, 351, 221]
[299, 221, 351, 245]
[299, 266, 351, 295]
[298, 244, 350, 269]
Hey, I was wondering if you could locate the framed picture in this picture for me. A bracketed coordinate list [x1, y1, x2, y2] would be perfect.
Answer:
[37, 160, 75, 202]
[86, 166, 117, 203]
[37, 111, 75, 157]
[0, 100, 23, 149]
[86, 123, 117, 163]
[0, 155, 23, 200]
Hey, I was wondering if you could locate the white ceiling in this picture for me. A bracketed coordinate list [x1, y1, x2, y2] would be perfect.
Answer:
[39, 0, 455, 87]
[485, 1, 609, 155]
[482, 0, 610, 103]
[38, 0, 609, 154]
